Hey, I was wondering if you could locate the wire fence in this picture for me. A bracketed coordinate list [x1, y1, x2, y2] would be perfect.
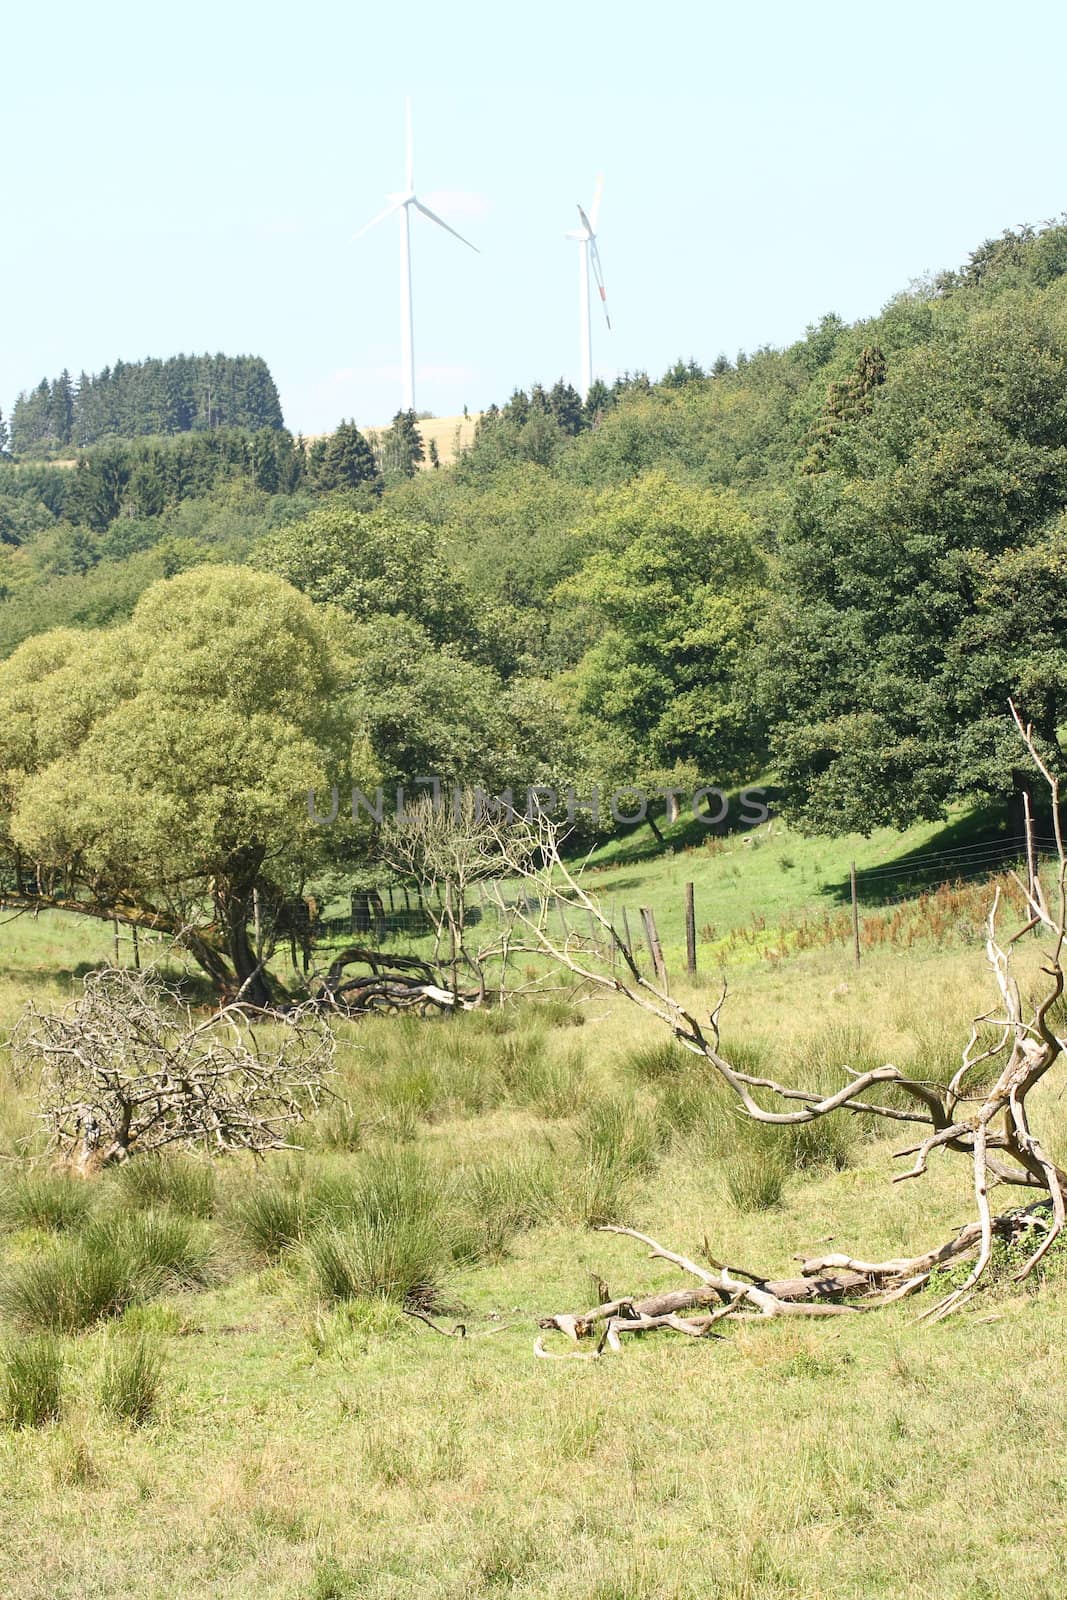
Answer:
[1, 830, 1058, 975]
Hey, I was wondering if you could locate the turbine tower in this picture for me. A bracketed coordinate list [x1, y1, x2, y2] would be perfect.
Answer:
[566, 178, 610, 401]
[355, 99, 478, 415]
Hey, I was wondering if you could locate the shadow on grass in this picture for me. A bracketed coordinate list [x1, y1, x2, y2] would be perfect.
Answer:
[567, 784, 784, 870]
[823, 801, 1018, 908]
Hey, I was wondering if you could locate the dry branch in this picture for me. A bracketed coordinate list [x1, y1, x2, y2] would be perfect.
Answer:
[480, 716, 1067, 1353]
[11, 967, 336, 1174]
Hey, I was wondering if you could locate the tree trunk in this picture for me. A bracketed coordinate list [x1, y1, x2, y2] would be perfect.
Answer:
[1010, 767, 1034, 843]
[225, 908, 274, 1007]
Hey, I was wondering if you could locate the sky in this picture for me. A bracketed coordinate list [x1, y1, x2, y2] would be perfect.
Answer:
[5, 0, 1067, 435]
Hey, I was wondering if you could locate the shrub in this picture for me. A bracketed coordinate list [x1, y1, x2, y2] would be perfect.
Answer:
[100, 1333, 164, 1425]
[1, 1335, 63, 1427]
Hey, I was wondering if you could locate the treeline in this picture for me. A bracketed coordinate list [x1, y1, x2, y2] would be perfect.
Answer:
[0, 408, 437, 551]
[8, 354, 283, 454]
[5, 221, 1067, 843]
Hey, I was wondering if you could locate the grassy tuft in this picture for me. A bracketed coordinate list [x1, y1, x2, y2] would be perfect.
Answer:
[625, 1038, 691, 1082]
[233, 1176, 309, 1259]
[724, 1145, 789, 1211]
[453, 1154, 558, 1263]
[1, 1335, 63, 1428]
[0, 1237, 144, 1332]
[112, 1153, 218, 1217]
[302, 1214, 449, 1310]
[99, 1332, 164, 1425]
[0, 1170, 95, 1233]
[0, 1209, 210, 1332]
[87, 1209, 213, 1289]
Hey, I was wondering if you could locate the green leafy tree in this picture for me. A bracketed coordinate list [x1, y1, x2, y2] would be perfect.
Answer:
[760, 299, 1067, 831]
[252, 504, 511, 670]
[0, 567, 363, 1003]
[557, 472, 768, 789]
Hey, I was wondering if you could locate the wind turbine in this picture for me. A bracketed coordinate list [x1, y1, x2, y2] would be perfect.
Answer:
[566, 178, 610, 401]
[355, 99, 479, 415]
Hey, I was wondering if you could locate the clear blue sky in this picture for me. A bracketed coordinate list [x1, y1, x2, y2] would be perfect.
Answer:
[5, 0, 1067, 434]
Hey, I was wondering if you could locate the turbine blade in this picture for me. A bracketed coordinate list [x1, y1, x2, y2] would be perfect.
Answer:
[405, 97, 414, 192]
[353, 200, 401, 240]
[412, 198, 479, 251]
[589, 175, 604, 232]
[576, 204, 594, 237]
[589, 238, 610, 329]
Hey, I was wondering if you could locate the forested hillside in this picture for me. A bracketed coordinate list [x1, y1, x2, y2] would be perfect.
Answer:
[6, 353, 283, 454]
[3, 220, 1067, 847]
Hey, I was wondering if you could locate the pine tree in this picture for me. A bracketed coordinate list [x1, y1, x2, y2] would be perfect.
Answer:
[313, 421, 380, 492]
[548, 380, 584, 435]
[49, 371, 74, 445]
[381, 411, 425, 477]
[583, 378, 612, 426]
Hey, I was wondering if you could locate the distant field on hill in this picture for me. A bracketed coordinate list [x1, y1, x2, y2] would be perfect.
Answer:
[310, 413, 480, 468]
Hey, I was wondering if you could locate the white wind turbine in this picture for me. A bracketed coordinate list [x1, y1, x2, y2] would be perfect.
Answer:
[355, 98, 479, 415]
[566, 178, 610, 401]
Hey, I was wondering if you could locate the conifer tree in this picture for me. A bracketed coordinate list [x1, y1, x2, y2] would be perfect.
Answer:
[314, 421, 380, 492]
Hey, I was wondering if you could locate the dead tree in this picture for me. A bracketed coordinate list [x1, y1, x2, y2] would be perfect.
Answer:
[11, 968, 336, 1176]
[487, 709, 1067, 1355]
[380, 793, 529, 1006]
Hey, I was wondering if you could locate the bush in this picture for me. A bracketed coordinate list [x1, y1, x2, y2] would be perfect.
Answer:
[1, 1335, 63, 1427]
[99, 1333, 164, 1425]
[0, 1171, 94, 1233]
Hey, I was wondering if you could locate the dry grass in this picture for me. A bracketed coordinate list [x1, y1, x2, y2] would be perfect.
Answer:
[0, 919, 1065, 1596]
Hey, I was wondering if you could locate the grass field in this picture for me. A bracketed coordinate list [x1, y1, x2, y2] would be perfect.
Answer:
[0, 862, 1065, 1598]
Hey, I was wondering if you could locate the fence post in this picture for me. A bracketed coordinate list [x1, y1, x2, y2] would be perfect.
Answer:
[685, 881, 697, 976]
[621, 906, 634, 961]
[113, 917, 121, 966]
[640, 906, 668, 987]
[850, 861, 861, 966]
[131, 922, 141, 971]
